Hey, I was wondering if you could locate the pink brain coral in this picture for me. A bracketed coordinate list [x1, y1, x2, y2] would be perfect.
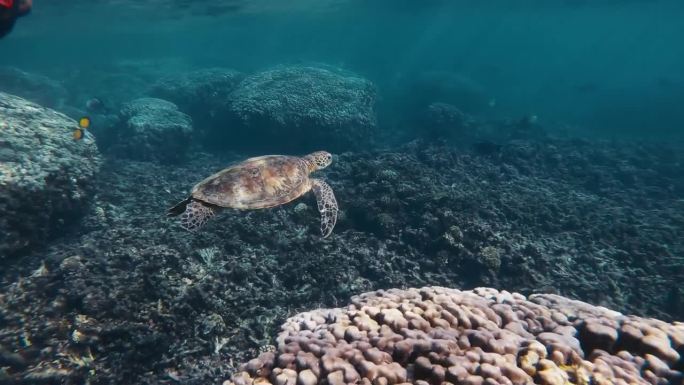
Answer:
[224, 287, 684, 385]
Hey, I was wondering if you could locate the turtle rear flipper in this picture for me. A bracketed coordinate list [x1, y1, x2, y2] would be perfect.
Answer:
[312, 179, 338, 238]
[168, 198, 217, 231]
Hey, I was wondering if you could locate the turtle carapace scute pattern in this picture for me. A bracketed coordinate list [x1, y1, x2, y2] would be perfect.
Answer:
[167, 151, 338, 237]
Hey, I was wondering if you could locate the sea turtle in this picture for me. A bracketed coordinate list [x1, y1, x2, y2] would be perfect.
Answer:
[167, 151, 338, 237]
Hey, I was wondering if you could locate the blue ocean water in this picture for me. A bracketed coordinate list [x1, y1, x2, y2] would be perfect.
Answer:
[0, 1, 683, 384]
[2, 0, 684, 139]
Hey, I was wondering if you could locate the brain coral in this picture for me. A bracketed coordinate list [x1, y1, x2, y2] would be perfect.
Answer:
[224, 287, 683, 385]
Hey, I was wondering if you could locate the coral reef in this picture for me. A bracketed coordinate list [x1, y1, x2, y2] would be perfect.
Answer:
[0, 67, 68, 109]
[0, 92, 101, 260]
[226, 65, 377, 152]
[148, 67, 244, 133]
[0, 122, 681, 384]
[224, 286, 684, 385]
[422, 102, 475, 142]
[113, 97, 194, 163]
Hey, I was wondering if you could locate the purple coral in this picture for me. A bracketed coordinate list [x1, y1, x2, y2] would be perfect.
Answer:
[224, 287, 683, 385]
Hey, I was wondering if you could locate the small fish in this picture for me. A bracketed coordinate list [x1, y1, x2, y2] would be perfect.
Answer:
[73, 129, 84, 140]
[79, 116, 91, 128]
[488, 98, 497, 108]
[85, 97, 107, 113]
[73, 116, 91, 141]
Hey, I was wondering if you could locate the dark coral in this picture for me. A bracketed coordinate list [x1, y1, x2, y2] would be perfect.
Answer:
[0, 135, 682, 384]
[112, 97, 194, 163]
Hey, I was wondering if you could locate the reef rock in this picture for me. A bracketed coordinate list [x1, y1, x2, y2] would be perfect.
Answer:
[0, 92, 101, 259]
[148, 68, 244, 124]
[114, 98, 193, 163]
[224, 286, 684, 385]
[423, 102, 476, 141]
[227, 65, 377, 152]
[0, 67, 68, 109]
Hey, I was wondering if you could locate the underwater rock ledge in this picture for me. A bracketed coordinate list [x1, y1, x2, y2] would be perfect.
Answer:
[224, 286, 684, 385]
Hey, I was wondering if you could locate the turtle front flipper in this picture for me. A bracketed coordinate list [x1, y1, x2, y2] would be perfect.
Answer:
[311, 179, 338, 238]
[168, 198, 217, 231]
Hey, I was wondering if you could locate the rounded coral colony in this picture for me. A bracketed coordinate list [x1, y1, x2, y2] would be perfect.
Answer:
[224, 287, 684, 385]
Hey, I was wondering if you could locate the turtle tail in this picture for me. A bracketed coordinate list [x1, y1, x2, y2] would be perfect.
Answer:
[167, 198, 217, 231]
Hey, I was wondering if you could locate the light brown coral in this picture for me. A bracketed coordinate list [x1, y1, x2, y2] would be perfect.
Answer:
[223, 287, 684, 385]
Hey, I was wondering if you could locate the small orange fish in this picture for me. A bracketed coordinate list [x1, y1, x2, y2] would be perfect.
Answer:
[73, 116, 90, 141]
[73, 129, 84, 140]
[79, 117, 90, 129]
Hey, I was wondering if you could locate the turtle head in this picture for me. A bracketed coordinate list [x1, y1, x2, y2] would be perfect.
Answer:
[305, 151, 333, 171]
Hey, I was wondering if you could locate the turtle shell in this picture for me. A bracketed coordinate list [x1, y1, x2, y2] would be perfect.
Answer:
[191, 155, 310, 209]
